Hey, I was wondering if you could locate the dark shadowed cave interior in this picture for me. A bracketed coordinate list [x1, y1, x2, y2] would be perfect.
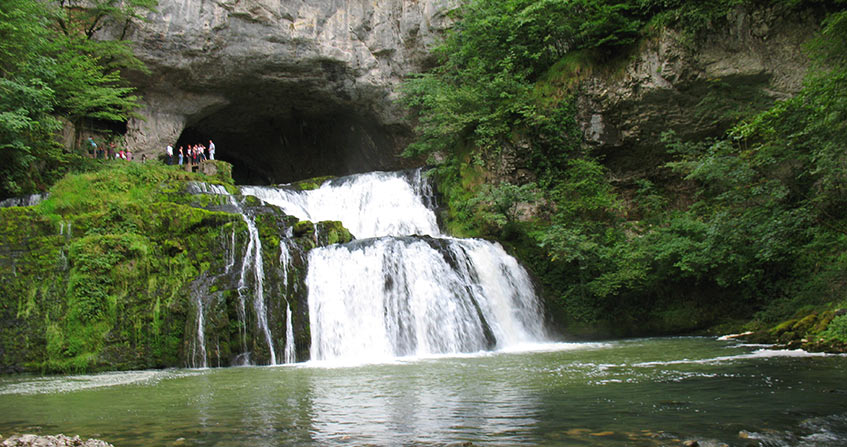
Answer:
[174, 81, 417, 186]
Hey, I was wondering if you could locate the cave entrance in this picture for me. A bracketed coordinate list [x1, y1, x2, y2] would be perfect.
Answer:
[175, 86, 414, 186]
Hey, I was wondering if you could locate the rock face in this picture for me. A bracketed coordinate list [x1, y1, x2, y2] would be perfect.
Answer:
[124, 0, 458, 183]
[575, 4, 821, 174]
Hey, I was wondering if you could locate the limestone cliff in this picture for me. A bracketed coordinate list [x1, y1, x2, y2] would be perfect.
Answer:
[123, 0, 458, 183]
[576, 5, 820, 174]
[474, 4, 821, 186]
[123, 1, 820, 186]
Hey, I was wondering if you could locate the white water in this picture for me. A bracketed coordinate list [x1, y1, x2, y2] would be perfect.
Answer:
[241, 171, 439, 239]
[191, 170, 547, 365]
[192, 296, 208, 368]
[307, 237, 545, 362]
[197, 183, 278, 365]
[284, 303, 296, 364]
[238, 216, 276, 366]
[242, 169, 549, 363]
[280, 239, 297, 364]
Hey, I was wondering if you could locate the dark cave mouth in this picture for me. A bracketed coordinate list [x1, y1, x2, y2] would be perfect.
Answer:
[175, 100, 415, 186]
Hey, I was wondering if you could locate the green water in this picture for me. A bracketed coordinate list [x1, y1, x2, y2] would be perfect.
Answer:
[1, 338, 846, 446]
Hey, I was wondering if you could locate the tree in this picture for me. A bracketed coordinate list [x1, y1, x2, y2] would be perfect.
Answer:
[0, 0, 156, 199]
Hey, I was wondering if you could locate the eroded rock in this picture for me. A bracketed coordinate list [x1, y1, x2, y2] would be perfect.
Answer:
[124, 0, 460, 182]
[575, 4, 822, 173]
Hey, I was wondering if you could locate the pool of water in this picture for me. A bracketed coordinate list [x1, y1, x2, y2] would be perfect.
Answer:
[1, 337, 845, 446]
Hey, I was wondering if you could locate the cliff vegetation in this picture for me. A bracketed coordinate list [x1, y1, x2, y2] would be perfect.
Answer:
[402, 0, 847, 348]
[0, 0, 154, 200]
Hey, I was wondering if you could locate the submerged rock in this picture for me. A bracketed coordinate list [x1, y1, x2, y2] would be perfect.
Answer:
[0, 434, 113, 447]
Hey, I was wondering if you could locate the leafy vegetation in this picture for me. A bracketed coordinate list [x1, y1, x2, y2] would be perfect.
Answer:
[0, 0, 154, 199]
[403, 0, 847, 341]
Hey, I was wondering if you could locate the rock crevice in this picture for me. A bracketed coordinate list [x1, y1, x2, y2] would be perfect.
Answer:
[575, 4, 821, 173]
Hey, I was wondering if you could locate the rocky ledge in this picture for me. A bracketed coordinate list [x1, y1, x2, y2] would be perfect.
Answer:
[0, 434, 112, 447]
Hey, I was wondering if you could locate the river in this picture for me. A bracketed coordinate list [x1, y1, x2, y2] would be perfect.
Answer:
[1, 337, 845, 446]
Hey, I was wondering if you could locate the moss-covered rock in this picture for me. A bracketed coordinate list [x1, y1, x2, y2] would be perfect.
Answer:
[293, 220, 315, 238]
[287, 176, 335, 191]
[200, 160, 233, 184]
[316, 221, 353, 246]
[0, 162, 260, 372]
[742, 309, 847, 353]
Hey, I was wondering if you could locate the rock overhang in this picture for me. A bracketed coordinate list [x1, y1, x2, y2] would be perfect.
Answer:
[123, 0, 459, 183]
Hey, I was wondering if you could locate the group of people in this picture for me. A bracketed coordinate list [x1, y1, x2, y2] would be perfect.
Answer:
[166, 140, 216, 166]
[88, 137, 147, 162]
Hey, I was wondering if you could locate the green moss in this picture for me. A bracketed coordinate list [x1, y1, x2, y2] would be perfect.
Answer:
[317, 221, 353, 245]
[293, 220, 315, 238]
[770, 319, 799, 335]
[288, 176, 335, 191]
[0, 161, 249, 373]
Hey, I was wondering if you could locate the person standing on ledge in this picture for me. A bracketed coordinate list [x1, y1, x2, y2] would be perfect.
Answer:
[209, 140, 216, 160]
[87, 137, 97, 158]
[166, 144, 174, 165]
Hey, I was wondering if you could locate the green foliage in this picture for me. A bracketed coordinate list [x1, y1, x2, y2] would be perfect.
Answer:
[469, 181, 540, 229]
[399, 0, 777, 162]
[402, 0, 649, 161]
[0, 0, 155, 200]
[403, 0, 847, 335]
[821, 314, 847, 343]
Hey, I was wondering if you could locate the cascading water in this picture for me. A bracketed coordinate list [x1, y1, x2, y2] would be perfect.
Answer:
[240, 170, 549, 364]
[242, 171, 439, 239]
[284, 303, 296, 364]
[191, 296, 208, 369]
[280, 238, 298, 364]
[188, 182, 279, 366]
[307, 237, 545, 361]
[237, 212, 276, 366]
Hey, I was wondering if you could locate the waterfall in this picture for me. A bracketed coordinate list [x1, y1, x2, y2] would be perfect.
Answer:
[237, 215, 276, 366]
[192, 295, 208, 368]
[280, 238, 297, 364]
[241, 171, 439, 239]
[190, 169, 547, 365]
[239, 169, 548, 363]
[306, 237, 544, 362]
[191, 182, 279, 366]
[284, 303, 296, 364]
[225, 227, 236, 273]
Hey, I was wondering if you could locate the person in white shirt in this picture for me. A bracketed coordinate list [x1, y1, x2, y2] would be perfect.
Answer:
[166, 144, 174, 165]
[209, 140, 216, 160]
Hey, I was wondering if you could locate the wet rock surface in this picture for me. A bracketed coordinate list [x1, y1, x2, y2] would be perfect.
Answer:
[0, 434, 113, 447]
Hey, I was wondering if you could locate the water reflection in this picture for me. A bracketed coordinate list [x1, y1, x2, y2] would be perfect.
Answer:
[0, 339, 845, 446]
[306, 360, 540, 445]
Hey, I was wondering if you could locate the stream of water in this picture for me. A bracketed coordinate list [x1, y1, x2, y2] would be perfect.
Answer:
[1, 338, 845, 446]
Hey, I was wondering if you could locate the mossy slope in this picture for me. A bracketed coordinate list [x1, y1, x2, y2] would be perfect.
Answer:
[0, 161, 352, 373]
